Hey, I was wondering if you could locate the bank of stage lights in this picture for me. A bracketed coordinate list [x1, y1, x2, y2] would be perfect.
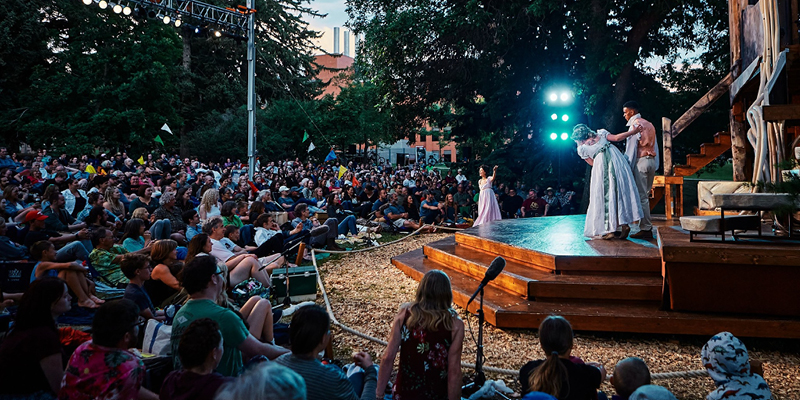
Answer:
[80, 0, 240, 38]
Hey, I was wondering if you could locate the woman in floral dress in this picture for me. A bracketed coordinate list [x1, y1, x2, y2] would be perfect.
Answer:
[376, 270, 465, 400]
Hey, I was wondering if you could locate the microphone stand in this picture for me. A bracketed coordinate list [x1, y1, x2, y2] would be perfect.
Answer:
[462, 287, 511, 400]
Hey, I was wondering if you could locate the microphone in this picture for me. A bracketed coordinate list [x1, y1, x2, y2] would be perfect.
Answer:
[467, 257, 505, 306]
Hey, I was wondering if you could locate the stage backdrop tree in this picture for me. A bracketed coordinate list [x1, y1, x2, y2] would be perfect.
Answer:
[347, 0, 729, 191]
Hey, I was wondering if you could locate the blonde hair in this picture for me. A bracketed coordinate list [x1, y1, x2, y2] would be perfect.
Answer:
[131, 207, 149, 220]
[406, 270, 456, 332]
[104, 186, 125, 216]
[200, 189, 219, 215]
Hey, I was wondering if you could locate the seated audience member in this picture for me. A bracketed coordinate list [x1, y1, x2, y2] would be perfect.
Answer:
[220, 201, 244, 228]
[275, 305, 377, 400]
[214, 363, 306, 400]
[76, 192, 103, 222]
[198, 189, 221, 220]
[128, 185, 158, 215]
[152, 191, 188, 244]
[42, 192, 87, 232]
[247, 201, 266, 225]
[204, 217, 279, 286]
[59, 299, 157, 400]
[4, 184, 37, 222]
[0, 277, 72, 399]
[628, 385, 677, 400]
[89, 228, 149, 287]
[160, 318, 233, 400]
[120, 218, 152, 252]
[384, 193, 424, 231]
[121, 253, 165, 321]
[419, 191, 444, 225]
[519, 315, 605, 400]
[30, 240, 103, 309]
[170, 256, 288, 377]
[611, 357, 651, 400]
[103, 185, 128, 221]
[24, 210, 91, 258]
[500, 188, 523, 219]
[702, 332, 773, 400]
[0, 216, 28, 260]
[185, 233, 212, 266]
[326, 193, 359, 236]
[291, 203, 343, 251]
[376, 270, 464, 400]
[183, 209, 202, 241]
[522, 189, 548, 218]
[147, 239, 185, 307]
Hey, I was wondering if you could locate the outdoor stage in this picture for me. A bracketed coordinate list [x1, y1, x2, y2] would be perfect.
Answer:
[391, 215, 800, 338]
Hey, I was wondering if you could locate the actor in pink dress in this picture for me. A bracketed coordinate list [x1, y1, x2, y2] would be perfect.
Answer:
[473, 165, 502, 227]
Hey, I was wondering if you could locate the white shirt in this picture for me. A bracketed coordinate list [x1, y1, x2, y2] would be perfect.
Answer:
[456, 174, 467, 183]
[254, 227, 279, 247]
[209, 238, 235, 262]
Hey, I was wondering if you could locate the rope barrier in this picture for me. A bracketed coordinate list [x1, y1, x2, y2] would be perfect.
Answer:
[313, 223, 464, 255]
[308, 231, 711, 382]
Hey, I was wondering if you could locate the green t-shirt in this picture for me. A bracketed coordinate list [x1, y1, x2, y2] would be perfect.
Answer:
[89, 245, 129, 286]
[170, 299, 249, 377]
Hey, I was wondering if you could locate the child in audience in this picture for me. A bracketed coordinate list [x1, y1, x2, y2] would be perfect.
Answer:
[121, 253, 165, 321]
[611, 357, 651, 400]
[215, 363, 306, 400]
[0, 277, 71, 398]
[59, 299, 158, 400]
[519, 316, 605, 400]
[159, 318, 232, 400]
[702, 332, 773, 400]
[376, 269, 465, 400]
[30, 240, 103, 309]
[629, 385, 677, 400]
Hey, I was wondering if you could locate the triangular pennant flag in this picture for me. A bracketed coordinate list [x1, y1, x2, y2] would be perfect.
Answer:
[307, 141, 315, 153]
[161, 123, 173, 135]
[85, 165, 97, 174]
[324, 149, 336, 162]
[137, 156, 145, 165]
[338, 165, 348, 179]
[154, 135, 165, 146]
[302, 131, 309, 143]
[352, 175, 359, 188]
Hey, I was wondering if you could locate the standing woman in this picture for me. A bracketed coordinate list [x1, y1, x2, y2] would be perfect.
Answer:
[376, 270, 464, 400]
[0, 277, 72, 399]
[572, 124, 642, 240]
[473, 165, 501, 227]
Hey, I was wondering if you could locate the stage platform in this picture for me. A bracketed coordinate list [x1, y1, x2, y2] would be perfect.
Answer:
[391, 215, 800, 338]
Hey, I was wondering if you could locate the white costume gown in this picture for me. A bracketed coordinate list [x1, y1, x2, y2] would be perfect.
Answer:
[578, 130, 643, 237]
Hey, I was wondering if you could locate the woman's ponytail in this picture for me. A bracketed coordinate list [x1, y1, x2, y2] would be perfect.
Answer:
[527, 316, 574, 398]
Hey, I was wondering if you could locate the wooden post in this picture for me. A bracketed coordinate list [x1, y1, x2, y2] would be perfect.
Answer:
[662, 117, 673, 176]
[295, 242, 306, 266]
[665, 183, 674, 219]
[729, 0, 748, 182]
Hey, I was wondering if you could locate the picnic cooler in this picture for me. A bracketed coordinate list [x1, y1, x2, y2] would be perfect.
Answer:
[270, 266, 317, 302]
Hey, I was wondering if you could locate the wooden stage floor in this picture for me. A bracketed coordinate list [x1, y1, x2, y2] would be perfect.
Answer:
[391, 215, 800, 338]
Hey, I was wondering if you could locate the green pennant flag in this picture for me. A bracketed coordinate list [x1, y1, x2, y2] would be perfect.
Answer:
[154, 135, 164, 146]
[302, 131, 309, 143]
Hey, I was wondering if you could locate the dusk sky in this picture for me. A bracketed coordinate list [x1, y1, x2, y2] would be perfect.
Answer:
[304, 0, 353, 55]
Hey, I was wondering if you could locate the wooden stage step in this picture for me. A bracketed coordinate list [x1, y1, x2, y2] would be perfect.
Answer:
[392, 249, 800, 338]
[423, 238, 663, 302]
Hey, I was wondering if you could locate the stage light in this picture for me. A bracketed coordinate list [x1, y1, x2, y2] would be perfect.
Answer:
[82, 0, 93, 5]
[550, 113, 558, 120]
[561, 133, 569, 140]
[560, 92, 571, 101]
[214, 30, 222, 37]
[561, 114, 569, 122]
[548, 93, 558, 102]
[113, 3, 123, 13]
[122, 5, 131, 15]
[174, 18, 182, 27]
[98, 0, 108, 9]
[162, 15, 171, 24]
[550, 133, 558, 140]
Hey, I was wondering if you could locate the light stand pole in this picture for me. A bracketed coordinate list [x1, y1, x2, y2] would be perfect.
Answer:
[246, 0, 256, 179]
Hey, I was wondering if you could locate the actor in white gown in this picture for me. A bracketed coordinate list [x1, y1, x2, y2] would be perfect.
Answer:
[573, 124, 643, 239]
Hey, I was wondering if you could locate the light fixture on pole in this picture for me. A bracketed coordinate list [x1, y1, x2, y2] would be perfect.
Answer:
[113, 3, 123, 13]
[98, 0, 108, 9]
[82, 0, 93, 5]
[174, 18, 182, 27]
[122, 5, 131, 15]
[214, 30, 222, 37]
[162, 15, 171, 24]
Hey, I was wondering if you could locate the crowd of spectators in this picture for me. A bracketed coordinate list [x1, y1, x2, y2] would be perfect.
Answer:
[0, 147, 775, 400]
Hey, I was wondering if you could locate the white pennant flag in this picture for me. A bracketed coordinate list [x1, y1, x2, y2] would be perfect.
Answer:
[161, 123, 173, 135]
[307, 141, 316, 153]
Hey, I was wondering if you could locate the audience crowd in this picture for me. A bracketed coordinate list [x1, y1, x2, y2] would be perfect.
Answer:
[0, 148, 774, 400]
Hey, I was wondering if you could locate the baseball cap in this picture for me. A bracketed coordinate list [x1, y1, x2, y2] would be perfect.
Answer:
[24, 210, 48, 223]
[279, 186, 289, 192]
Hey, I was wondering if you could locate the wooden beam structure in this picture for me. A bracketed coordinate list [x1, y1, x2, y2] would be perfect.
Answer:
[762, 104, 800, 121]
[672, 72, 734, 138]
[729, 0, 749, 182]
[662, 117, 673, 176]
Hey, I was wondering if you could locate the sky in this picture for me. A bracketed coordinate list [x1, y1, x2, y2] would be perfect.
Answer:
[304, 0, 353, 55]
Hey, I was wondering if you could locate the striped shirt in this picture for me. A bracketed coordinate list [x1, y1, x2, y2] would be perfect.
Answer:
[273, 353, 377, 400]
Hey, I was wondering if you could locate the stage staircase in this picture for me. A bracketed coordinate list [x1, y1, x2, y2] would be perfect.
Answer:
[390, 217, 800, 337]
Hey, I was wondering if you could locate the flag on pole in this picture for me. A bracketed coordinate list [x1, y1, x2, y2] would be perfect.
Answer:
[324, 149, 336, 162]
[85, 165, 97, 174]
[161, 123, 173, 135]
[137, 156, 145, 165]
[338, 165, 347, 179]
[154, 135, 164, 146]
[302, 131, 309, 142]
[307, 141, 315, 153]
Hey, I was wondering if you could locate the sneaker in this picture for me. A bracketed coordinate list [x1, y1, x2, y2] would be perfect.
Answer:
[630, 229, 653, 239]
